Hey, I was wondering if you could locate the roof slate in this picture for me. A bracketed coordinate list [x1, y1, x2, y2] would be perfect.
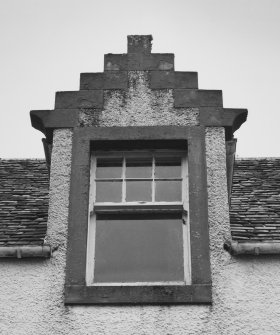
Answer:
[230, 158, 280, 242]
[0, 159, 49, 246]
[0, 158, 280, 245]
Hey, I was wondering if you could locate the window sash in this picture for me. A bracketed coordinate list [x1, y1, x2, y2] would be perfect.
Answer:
[87, 211, 190, 286]
[86, 150, 190, 286]
[92, 151, 187, 205]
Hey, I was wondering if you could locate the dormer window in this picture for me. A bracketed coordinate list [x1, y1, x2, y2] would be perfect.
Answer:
[29, 35, 248, 307]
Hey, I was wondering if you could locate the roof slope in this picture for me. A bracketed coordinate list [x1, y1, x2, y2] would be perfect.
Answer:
[230, 158, 280, 241]
[0, 158, 280, 245]
[0, 159, 48, 246]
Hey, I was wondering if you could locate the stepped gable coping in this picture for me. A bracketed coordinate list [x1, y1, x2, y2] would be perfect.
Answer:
[30, 35, 247, 142]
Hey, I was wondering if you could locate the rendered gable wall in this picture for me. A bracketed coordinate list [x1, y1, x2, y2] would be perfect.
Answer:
[1, 36, 280, 334]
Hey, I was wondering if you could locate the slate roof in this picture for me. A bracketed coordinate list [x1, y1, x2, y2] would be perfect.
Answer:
[0, 159, 49, 246]
[0, 158, 280, 245]
[230, 158, 280, 241]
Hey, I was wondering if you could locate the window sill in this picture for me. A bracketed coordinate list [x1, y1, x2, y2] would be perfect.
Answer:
[64, 284, 212, 305]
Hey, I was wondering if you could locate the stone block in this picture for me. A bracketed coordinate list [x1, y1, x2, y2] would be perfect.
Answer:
[199, 107, 225, 126]
[175, 72, 198, 89]
[80, 72, 128, 90]
[104, 54, 128, 71]
[199, 107, 247, 130]
[127, 35, 152, 54]
[150, 71, 174, 88]
[128, 53, 174, 71]
[174, 89, 223, 107]
[150, 71, 198, 89]
[31, 109, 80, 132]
[55, 91, 103, 109]
[104, 53, 174, 71]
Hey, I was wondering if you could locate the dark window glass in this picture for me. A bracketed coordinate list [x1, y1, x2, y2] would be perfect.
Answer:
[94, 214, 184, 283]
[96, 181, 122, 202]
[96, 158, 123, 179]
[126, 181, 152, 202]
[155, 180, 181, 202]
[126, 157, 152, 178]
[155, 157, 181, 179]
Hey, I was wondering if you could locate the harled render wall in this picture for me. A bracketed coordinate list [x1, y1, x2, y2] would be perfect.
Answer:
[1, 73, 280, 335]
[79, 71, 199, 127]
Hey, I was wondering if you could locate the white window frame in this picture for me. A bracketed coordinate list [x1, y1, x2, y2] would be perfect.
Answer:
[86, 150, 191, 286]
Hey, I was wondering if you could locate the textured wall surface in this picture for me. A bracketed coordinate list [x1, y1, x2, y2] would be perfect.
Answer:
[1, 127, 280, 334]
[79, 71, 199, 127]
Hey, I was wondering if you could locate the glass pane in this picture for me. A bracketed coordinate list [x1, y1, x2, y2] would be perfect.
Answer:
[94, 214, 184, 283]
[126, 157, 152, 178]
[96, 158, 122, 179]
[155, 180, 181, 202]
[155, 157, 181, 178]
[96, 181, 122, 202]
[126, 181, 152, 202]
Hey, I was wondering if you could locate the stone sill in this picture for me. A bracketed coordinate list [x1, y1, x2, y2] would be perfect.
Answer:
[224, 240, 280, 255]
[0, 245, 51, 258]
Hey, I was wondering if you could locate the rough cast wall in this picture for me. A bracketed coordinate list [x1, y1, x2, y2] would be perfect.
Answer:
[79, 71, 198, 127]
[1, 127, 280, 334]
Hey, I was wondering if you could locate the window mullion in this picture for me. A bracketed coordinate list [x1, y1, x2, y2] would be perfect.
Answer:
[122, 156, 126, 203]
[152, 155, 155, 203]
[182, 156, 188, 208]
[91, 155, 96, 208]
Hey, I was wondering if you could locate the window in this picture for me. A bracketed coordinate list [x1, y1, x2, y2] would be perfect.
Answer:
[65, 126, 211, 304]
[86, 151, 191, 286]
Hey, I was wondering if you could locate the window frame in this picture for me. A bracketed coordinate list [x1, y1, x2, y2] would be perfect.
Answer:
[65, 126, 212, 304]
[86, 149, 191, 287]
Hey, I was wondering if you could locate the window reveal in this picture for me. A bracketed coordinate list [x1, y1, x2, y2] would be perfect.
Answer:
[86, 151, 190, 286]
